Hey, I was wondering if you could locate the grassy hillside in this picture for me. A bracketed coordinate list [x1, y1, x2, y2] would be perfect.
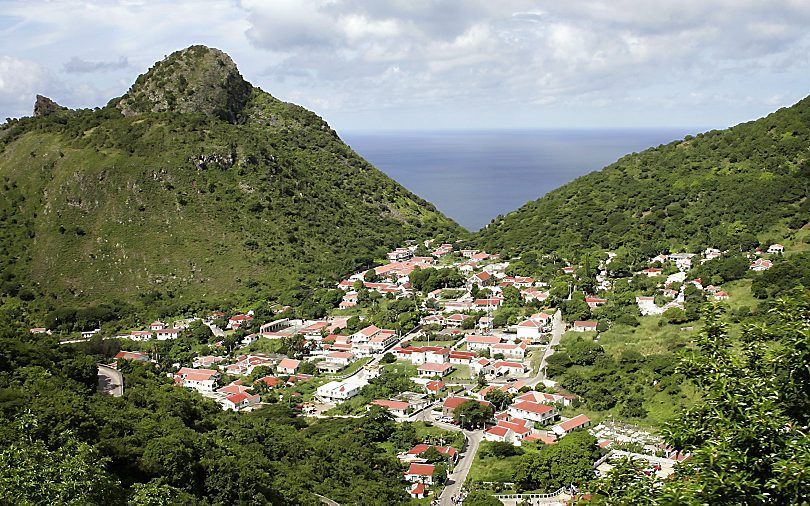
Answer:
[476, 96, 810, 258]
[0, 46, 462, 310]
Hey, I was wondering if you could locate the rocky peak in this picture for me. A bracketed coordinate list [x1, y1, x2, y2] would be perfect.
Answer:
[116, 45, 253, 123]
[33, 95, 67, 117]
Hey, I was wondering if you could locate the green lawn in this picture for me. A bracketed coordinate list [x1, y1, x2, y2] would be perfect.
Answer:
[447, 364, 471, 380]
[328, 357, 372, 377]
[384, 361, 418, 376]
[467, 441, 531, 485]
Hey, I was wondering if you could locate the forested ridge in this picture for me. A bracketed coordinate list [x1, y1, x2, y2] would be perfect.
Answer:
[476, 95, 810, 259]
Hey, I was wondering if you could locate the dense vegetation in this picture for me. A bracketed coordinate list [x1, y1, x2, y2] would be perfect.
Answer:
[476, 95, 810, 259]
[0, 45, 461, 315]
[591, 291, 810, 504]
[0, 318, 441, 504]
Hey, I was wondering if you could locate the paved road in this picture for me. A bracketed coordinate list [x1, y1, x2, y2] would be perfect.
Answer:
[205, 322, 225, 338]
[97, 364, 124, 397]
[439, 428, 484, 506]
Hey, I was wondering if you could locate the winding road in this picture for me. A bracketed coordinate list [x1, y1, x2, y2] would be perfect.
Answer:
[97, 364, 124, 397]
[439, 428, 484, 506]
[528, 309, 565, 387]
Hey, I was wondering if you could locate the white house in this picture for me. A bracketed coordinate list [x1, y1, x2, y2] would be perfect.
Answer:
[572, 321, 598, 332]
[767, 244, 785, 254]
[465, 335, 502, 351]
[155, 328, 180, 340]
[417, 362, 454, 377]
[315, 376, 366, 403]
[552, 414, 591, 436]
[508, 400, 557, 424]
[222, 392, 260, 411]
[176, 367, 220, 393]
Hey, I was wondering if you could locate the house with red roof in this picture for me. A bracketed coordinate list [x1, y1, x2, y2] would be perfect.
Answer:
[572, 320, 598, 332]
[371, 399, 412, 417]
[491, 342, 527, 360]
[712, 291, 730, 301]
[485, 419, 533, 445]
[750, 258, 773, 271]
[277, 358, 301, 375]
[508, 400, 558, 424]
[449, 350, 476, 365]
[228, 314, 253, 329]
[175, 367, 220, 392]
[222, 392, 260, 411]
[465, 334, 502, 351]
[470, 357, 493, 376]
[492, 360, 526, 376]
[552, 414, 591, 436]
[114, 351, 149, 362]
[425, 380, 446, 395]
[408, 482, 427, 499]
[441, 397, 493, 418]
[129, 330, 153, 341]
[585, 296, 608, 308]
[417, 362, 454, 377]
[404, 463, 436, 485]
[149, 321, 167, 331]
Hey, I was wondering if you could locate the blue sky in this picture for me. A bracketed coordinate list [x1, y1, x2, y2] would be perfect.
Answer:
[1, 0, 809, 132]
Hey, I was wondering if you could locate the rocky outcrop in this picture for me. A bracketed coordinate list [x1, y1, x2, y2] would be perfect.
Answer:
[33, 95, 67, 117]
[116, 45, 253, 123]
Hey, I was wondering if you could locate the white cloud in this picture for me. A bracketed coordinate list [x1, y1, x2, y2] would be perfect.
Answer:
[1, 0, 809, 128]
[0, 56, 52, 117]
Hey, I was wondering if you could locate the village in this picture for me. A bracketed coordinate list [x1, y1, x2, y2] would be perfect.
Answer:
[47, 238, 787, 505]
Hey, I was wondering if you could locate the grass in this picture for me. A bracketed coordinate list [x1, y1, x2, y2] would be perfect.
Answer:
[328, 357, 372, 377]
[384, 361, 418, 376]
[593, 317, 698, 359]
[467, 441, 534, 485]
[447, 364, 471, 380]
[412, 421, 465, 448]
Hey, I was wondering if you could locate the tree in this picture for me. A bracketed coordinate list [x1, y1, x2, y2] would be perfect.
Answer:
[381, 352, 396, 364]
[484, 388, 512, 411]
[453, 400, 494, 429]
[0, 415, 123, 504]
[464, 490, 502, 506]
[364, 269, 379, 282]
[513, 431, 599, 492]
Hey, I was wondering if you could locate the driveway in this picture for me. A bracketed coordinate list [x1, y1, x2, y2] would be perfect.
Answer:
[97, 364, 124, 397]
[528, 309, 565, 387]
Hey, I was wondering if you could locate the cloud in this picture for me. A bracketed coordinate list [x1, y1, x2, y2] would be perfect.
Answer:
[63, 56, 130, 74]
[1, 1, 810, 128]
[0, 56, 53, 117]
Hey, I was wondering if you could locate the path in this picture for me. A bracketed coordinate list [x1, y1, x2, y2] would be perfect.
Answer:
[439, 428, 484, 506]
[97, 364, 124, 397]
[528, 310, 564, 387]
[205, 322, 225, 338]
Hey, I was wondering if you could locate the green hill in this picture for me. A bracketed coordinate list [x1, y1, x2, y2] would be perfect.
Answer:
[475, 96, 810, 258]
[0, 45, 462, 308]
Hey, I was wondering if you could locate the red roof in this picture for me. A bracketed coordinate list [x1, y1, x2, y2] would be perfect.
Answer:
[574, 320, 598, 328]
[557, 414, 591, 431]
[485, 425, 509, 437]
[278, 358, 300, 370]
[418, 362, 453, 372]
[372, 399, 410, 410]
[406, 463, 435, 476]
[443, 396, 492, 410]
[511, 400, 555, 415]
[426, 380, 445, 391]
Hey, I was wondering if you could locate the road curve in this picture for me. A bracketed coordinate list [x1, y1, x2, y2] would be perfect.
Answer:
[97, 364, 124, 397]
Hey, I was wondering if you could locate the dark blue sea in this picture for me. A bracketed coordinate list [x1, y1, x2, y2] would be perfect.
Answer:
[341, 129, 695, 231]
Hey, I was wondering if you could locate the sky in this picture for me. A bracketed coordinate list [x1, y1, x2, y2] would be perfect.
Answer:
[1, 0, 810, 132]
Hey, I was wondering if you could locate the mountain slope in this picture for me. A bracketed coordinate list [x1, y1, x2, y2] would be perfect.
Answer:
[0, 46, 462, 306]
[476, 96, 810, 258]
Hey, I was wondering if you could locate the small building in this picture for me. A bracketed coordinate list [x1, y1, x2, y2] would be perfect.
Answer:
[176, 367, 220, 393]
[552, 414, 591, 436]
[572, 320, 598, 332]
[417, 362, 454, 377]
[130, 330, 153, 341]
[277, 358, 301, 375]
[492, 360, 526, 376]
[371, 399, 411, 417]
[508, 400, 557, 425]
[465, 335, 502, 351]
[114, 351, 150, 362]
[155, 327, 180, 340]
[767, 244, 784, 254]
[750, 258, 773, 271]
[441, 396, 492, 418]
[408, 483, 427, 499]
[404, 463, 436, 485]
[222, 392, 260, 411]
[149, 321, 167, 331]
[315, 377, 366, 404]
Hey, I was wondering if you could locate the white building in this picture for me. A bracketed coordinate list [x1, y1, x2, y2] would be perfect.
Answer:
[315, 376, 366, 403]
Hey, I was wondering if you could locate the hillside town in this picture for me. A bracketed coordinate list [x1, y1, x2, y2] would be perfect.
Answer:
[43, 236, 792, 505]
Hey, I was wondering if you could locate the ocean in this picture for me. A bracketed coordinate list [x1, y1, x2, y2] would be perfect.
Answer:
[341, 129, 696, 231]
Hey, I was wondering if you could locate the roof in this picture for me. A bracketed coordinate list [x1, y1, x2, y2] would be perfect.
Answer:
[518, 319, 542, 328]
[443, 396, 492, 410]
[373, 399, 410, 410]
[426, 380, 445, 391]
[328, 351, 354, 359]
[409, 483, 426, 496]
[466, 335, 501, 344]
[493, 361, 524, 369]
[278, 358, 301, 370]
[418, 362, 453, 372]
[358, 325, 381, 337]
[485, 425, 509, 437]
[558, 414, 591, 431]
[511, 400, 555, 415]
[573, 320, 598, 327]
[406, 463, 435, 476]
[225, 392, 259, 404]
